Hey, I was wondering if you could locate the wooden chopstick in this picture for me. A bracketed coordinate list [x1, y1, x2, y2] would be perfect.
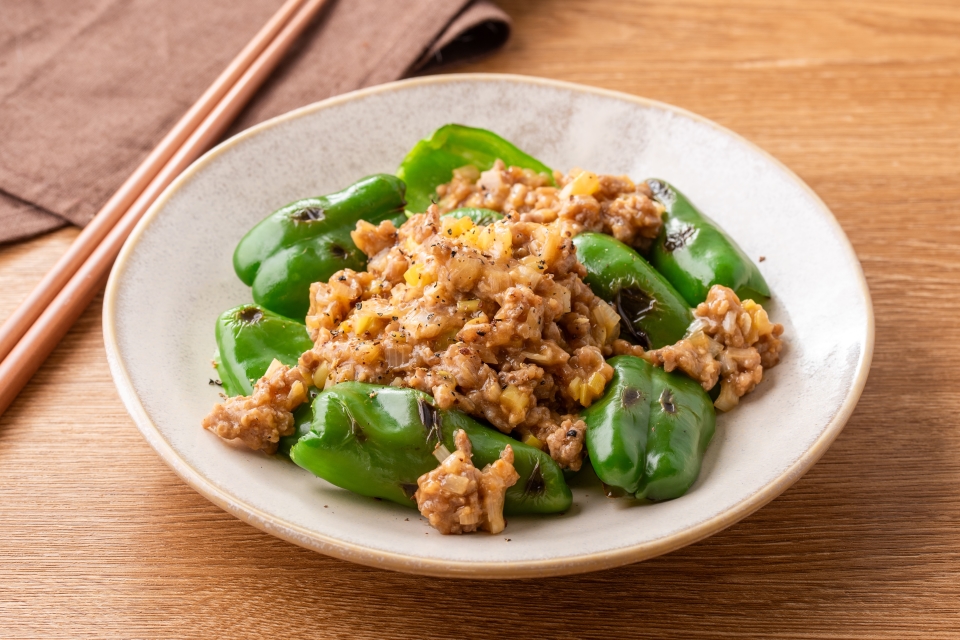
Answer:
[0, 0, 331, 416]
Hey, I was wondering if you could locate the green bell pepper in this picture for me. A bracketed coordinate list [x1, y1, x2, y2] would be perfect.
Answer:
[290, 382, 572, 515]
[583, 355, 715, 501]
[213, 304, 314, 397]
[441, 207, 504, 226]
[573, 232, 693, 349]
[648, 179, 770, 306]
[397, 124, 554, 213]
[212, 303, 316, 456]
[233, 174, 407, 319]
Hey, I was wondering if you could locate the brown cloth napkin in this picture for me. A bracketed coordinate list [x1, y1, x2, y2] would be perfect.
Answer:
[0, 0, 510, 244]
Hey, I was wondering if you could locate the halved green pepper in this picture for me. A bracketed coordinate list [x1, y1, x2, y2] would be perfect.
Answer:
[233, 174, 407, 319]
[583, 355, 715, 501]
[212, 303, 316, 455]
[397, 124, 554, 213]
[290, 382, 572, 515]
[648, 179, 770, 306]
[214, 304, 314, 397]
[574, 232, 692, 349]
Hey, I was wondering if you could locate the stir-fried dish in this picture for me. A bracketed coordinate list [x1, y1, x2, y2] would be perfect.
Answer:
[202, 125, 784, 535]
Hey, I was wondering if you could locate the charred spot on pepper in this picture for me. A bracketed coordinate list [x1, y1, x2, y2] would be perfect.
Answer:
[417, 397, 442, 445]
[646, 178, 675, 206]
[659, 388, 676, 414]
[290, 206, 325, 222]
[663, 224, 697, 252]
[621, 386, 644, 409]
[522, 459, 546, 497]
[349, 415, 367, 443]
[236, 306, 264, 325]
[614, 287, 654, 349]
[329, 244, 348, 260]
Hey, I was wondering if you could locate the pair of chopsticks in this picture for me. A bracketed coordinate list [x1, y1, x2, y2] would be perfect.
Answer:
[0, 0, 331, 416]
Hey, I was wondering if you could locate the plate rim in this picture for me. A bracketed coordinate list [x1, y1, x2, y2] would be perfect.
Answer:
[103, 72, 875, 579]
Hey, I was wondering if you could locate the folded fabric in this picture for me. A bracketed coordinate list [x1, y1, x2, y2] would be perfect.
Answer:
[0, 0, 510, 244]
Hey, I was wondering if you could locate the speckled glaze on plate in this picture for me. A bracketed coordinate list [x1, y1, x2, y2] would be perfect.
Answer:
[103, 74, 873, 578]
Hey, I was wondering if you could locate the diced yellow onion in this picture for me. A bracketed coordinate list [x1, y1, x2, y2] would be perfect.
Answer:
[501, 384, 528, 417]
[457, 299, 481, 313]
[384, 343, 412, 368]
[714, 380, 740, 412]
[593, 302, 622, 343]
[587, 371, 607, 395]
[559, 170, 600, 198]
[265, 358, 283, 377]
[522, 434, 543, 449]
[457, 506, 480, 525]
[403, 263, 434, 287]
[312, 363, 330, 389]
[442, 474, 471, 496]
[288, 380, 306, 403]
[432, 444, 452, 462]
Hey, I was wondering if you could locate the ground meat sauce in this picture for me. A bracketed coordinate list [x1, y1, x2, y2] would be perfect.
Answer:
[201, 358, 308, 454]
[307, 203, 619, 472]
[614, 285, 784, 411]
[437, 160, 665, 251]
[201, 161, 784, 534]
[415, 430, 519, 535]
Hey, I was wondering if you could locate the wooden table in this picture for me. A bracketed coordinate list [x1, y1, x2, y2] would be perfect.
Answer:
[2, 0, 958, 636]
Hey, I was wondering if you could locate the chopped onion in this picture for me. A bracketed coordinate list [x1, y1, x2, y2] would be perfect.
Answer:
[559, 170, 599, 198]
[501, 384, 528, 416]
[457, 507, 480, 525]
[714, 380, 740, 412]
[522, 434, 543, 449]
[311, 363, 330, 389]
[265, 358, 283, 377]
[722, 310, 737, 334]
[432, 444, 452, 462]
[587, 371, 607, 395]
[442, 474, 471, 496]
[592, 302, 622, 341]
[384, 343, 412, 368]
[288, 380, 306, 403]
[448, 256, 482, 289]
[520, 351, 551, 363]
[479, 269, 512, 296]
[457, 299, 481, 313]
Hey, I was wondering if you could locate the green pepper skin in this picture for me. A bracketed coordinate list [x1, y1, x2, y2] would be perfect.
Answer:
[212, 303, 316, 457]
[648, 179, 770, 306]
[397, 124, 554, 213]
[214, 304, 314, 397]
[573, 233, 692, 349]
[232, 175, 406, 319]
[441, 207, 504, 226]
[278, 403, 316, 458]
[583, 356, 715, 501]
[289, 382, 572, 514]
[250, 225, 367, 321]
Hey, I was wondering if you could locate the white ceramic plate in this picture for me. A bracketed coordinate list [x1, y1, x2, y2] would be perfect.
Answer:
[104, 74, 873, 578]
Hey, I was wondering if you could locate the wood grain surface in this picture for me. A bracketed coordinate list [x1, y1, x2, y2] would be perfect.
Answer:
[2, 0, 959, 637]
